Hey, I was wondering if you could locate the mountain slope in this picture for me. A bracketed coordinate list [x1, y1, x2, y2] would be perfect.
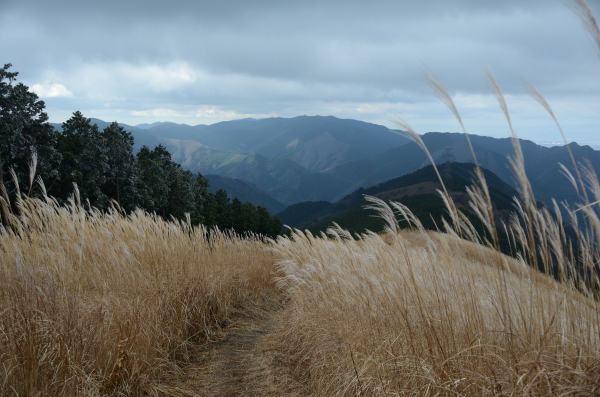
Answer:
[464, 134, 600, 206]
[203, 116, 409, 171]
[137, 116, 409, 171]
[283, 134, 510, 205]
[290, 132, 599, 207]
[51, 117, 599, 210]
[158, 138, 309, 202]
[278, 163, 518, 236]
[205, 174, 286, 214]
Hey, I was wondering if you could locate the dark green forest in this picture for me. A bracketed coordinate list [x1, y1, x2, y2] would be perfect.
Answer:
[0, 64, 282, 237]
[278, 163, 520, 252]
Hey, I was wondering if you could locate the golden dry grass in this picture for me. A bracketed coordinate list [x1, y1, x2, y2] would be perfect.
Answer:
[272, 224, 600, 396]
[0, 194, 277, 396]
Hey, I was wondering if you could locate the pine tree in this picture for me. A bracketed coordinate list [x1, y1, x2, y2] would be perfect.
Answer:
[201, 192, 218, 229]
[167, 166, 197, 219]
[231, 197, 244, 232]
[0, 63, 61, 196]
[241, 201, 258, 233]
[190, 173, 209, 225]
[136, 145, 171, 215]
[56, 111, 108, 206]
[256, 205, 273, 236]
[214, 189, 232, 229]
[102, 122, 138, 211]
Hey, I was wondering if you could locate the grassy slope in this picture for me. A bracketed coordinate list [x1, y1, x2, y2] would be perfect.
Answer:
[0, 196, 276, 396]
[273, 227, 600, 395]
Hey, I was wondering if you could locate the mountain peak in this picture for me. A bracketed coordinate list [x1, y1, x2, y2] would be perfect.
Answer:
[135, 122, 168, 129]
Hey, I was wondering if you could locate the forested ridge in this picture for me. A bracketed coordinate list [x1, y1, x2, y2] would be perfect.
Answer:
[0, 63, 282, 237]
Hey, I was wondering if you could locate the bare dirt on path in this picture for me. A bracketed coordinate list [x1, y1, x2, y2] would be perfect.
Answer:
[150, 294, 303, 397]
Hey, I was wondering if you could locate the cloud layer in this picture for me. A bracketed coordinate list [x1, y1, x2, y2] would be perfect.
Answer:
[30, 83, 73, 98]
[2, 0, 599, 145]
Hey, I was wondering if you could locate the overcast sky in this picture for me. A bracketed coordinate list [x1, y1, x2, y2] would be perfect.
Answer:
[2, 0, 599, 146]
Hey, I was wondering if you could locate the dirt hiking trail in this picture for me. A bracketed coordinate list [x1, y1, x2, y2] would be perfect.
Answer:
[152, 294, 303, 397]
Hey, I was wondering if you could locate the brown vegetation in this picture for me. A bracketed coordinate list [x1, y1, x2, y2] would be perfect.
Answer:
[0, 191, 276, 396]
[272, 224, 600, 395]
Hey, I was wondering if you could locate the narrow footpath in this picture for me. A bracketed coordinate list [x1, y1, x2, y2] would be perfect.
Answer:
[152, 295, 302, 397]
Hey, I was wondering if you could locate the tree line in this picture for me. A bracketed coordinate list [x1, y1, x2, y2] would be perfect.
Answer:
[0, 63, 282, 237]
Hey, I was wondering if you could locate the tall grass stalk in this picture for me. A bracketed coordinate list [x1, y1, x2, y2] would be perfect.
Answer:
[0, 186, 276, 396]
[273, 207, 600, 395]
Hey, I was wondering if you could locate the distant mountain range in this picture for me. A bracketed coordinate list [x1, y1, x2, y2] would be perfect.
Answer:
[51, 119, 161, 152]
[277, 163, 520, 235]
[140, 116, 409, 171]
[51, 116, 600, 214]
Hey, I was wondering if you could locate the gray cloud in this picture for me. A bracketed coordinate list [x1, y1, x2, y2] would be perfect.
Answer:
[2, 0, 599, 145]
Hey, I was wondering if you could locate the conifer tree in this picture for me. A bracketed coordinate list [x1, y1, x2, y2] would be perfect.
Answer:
[0, 63, 61, 196]
[136, 145, 171, 215]
[102, 121, 138, 211]
[56, 111, 108, 206]
[214, 189, 232, 229]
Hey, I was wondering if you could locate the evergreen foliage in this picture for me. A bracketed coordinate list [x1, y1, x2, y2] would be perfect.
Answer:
[56, 111, 109, 206]
[0, 65, 282, 237]
[0, 63, 61, 195]
[102, 121, 138, 211]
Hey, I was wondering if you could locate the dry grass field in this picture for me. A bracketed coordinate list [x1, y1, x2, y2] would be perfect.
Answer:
[272, 223, 600, 395]
[2, 185, 599, 396]
[0, 192, 277, 396]
[2, 1, 600, 395]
